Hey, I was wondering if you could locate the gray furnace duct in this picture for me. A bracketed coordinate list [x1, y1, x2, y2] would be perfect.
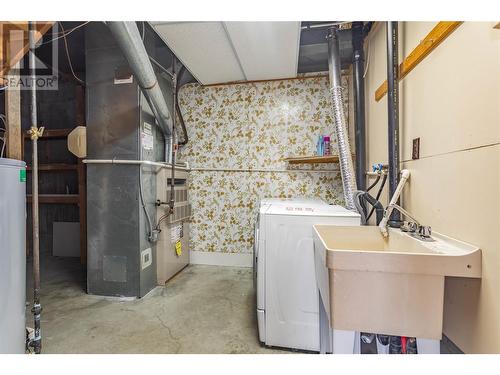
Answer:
[85, 22, 177, 297]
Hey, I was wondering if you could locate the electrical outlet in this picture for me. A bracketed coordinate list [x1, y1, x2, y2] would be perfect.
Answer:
[412, 138, 420, 160]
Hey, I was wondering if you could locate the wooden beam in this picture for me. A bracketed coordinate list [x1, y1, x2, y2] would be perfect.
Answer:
[4, 62, 22, 160]
[26, 163, 78, 171]
[27, 194, 79, 204]
[374, 22, 462, 102]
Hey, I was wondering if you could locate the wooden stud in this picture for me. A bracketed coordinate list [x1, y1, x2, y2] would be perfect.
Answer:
[374, 22, 463, 102]
[4, 63, 22, 160]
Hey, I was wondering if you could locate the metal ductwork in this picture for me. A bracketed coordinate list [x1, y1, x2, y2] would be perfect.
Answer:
[107, 21, 173, 158]
[327, 27, 357, 211]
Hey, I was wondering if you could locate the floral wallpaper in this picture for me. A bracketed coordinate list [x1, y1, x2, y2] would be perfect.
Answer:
[177, 75, 351, 254]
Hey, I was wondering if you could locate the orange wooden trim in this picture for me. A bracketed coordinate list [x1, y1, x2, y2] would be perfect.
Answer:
[374, 21, 463, 102]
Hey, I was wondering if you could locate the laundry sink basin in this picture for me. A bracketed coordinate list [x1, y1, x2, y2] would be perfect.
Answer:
[313, 225, 481, 346]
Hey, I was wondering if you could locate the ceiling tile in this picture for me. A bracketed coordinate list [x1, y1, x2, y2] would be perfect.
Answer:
[224, 22, 301, 81]
[153, 22, 245, 85]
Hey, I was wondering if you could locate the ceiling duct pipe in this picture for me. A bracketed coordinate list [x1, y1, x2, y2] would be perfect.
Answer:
[386, 21, 401, 225]
[107, 22, 173, 159]
[352, 21, 366, 191]
[327, 26, 358, 211]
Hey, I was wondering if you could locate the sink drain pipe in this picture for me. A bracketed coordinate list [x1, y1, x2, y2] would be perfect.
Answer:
[327, 26, 357, 211]
[386, 21, 401, 225]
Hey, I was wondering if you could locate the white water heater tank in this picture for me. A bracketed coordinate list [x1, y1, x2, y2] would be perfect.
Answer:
[0, 158, 26, 353]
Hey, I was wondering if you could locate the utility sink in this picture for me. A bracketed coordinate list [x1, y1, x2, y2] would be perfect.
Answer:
[313, 225, 481, 350]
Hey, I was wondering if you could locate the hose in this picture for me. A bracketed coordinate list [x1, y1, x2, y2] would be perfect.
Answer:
[366, 174, 381, 193]
[366, 173, 387, 222]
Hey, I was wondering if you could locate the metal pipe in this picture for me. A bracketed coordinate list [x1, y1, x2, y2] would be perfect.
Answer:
[169, 60, 177, 214]
[386, 21, 401, 225]
[28, 21, 42, 355]
[107, 22, 173, 158]
[82, 159, 189, 171]
[327, 26, 358, 211]
[176, 65, 189, 146]
[352, 22, 366, 191]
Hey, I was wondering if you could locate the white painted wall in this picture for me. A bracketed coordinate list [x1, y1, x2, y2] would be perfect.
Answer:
[364, 22, 500, 353]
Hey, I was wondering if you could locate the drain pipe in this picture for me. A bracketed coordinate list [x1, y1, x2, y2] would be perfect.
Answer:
[327, 26, 357, 211]
[107, 22, 173, 160]
[352, 22, 366, 191]
[28, 21, 43, 354]
[386, 22, 401, 226]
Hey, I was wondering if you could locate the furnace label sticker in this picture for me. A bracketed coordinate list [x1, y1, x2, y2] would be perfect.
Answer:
[171, 224, 182, 243]
[175, 241, 182, 257]
[142, 122, 154, 151]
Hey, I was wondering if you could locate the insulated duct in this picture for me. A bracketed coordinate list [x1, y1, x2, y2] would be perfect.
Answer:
[107, 22, 173, 158]
[327, 27, 357, 211]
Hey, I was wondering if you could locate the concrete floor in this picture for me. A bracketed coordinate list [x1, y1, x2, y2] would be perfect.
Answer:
[26, 255, 288, 354]
[26, 255, 460, 354]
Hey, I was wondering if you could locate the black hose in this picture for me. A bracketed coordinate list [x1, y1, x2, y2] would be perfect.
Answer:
[366, 174, 381, 192]
[366, 174, 387, 222]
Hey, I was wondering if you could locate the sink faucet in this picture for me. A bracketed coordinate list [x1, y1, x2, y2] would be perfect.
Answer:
[384, 203, 432, 240]
[378, 169, 432, 241]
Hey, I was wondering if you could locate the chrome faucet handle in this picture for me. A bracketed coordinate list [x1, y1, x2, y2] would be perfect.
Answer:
[418, 226, 432, 238]
[401, 221, 418, 233]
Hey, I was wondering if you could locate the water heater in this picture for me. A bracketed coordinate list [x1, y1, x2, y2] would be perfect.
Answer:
[0, 158, 26, 353]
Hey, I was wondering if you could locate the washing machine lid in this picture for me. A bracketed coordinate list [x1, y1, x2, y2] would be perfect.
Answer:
[0, 158, 26, 168]
[266, 203, 361, 218]
[259, 197, 326, 207]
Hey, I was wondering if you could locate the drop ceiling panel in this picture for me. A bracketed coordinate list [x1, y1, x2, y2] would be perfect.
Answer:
[224, 22, 301, 81]
[152, 22, 245, 85]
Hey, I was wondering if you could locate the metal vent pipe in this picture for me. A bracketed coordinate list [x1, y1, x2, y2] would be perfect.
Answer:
[386, 21, 401, 225]
[352, 22, 366, 191]
[327, 27, 357, 211]
[107, 22, 173, 159]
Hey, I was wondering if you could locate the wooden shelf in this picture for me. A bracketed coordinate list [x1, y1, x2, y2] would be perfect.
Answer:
[26, 163, 78, 172]
[285, 155, 344, 164]
[27, 194, 79, 204]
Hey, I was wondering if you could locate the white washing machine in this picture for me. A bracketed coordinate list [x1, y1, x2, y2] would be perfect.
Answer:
[255, 199, 360, 351]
